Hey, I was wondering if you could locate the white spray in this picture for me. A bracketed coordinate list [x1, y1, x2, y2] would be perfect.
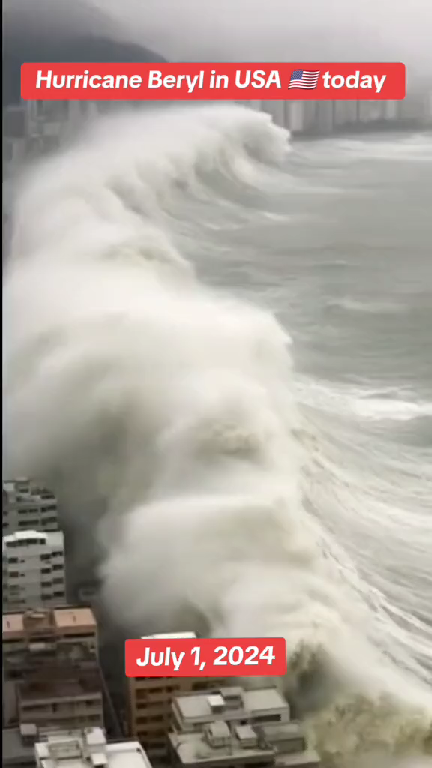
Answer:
[3, 105, 432, 767]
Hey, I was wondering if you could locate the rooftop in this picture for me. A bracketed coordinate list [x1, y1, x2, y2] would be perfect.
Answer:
[3, 607, 97, 640]
[55, 607, 96, 632]
[34, 728, 152, 768]
[169, 730, 274, 766]
[174, 687, 289, 726]
[170, 721, 320, 768]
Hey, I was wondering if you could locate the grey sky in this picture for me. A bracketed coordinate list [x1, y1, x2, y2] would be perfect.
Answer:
[92, 0, 432, 74]
[4, 0, 432, 75]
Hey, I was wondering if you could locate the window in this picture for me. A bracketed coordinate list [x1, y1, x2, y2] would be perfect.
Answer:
[252, 714, 281, 724]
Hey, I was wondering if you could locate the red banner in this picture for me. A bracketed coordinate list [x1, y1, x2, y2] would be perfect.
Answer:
[21, 62, 406, 100]
[125, 637, 287, 677]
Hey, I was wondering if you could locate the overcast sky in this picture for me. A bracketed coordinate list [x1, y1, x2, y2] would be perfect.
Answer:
[96, 0, 432, 74]
[4, 0, 432, 76]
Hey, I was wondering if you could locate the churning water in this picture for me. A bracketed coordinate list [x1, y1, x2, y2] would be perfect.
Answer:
[3, 104, 432, 767]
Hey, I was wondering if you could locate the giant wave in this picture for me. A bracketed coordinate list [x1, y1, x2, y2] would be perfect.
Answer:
[3, 104, 432, 767]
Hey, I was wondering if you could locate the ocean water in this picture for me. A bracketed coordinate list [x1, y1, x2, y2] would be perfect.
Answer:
[3, 105, 432, 768]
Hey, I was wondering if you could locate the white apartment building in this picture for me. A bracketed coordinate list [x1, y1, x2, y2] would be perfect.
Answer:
[3, 479, 59, 535]
[2, 530, 66, 612]
[34, 728, 152, 768]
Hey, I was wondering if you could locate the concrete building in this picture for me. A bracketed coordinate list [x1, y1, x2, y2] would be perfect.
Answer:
[169, 687, 320, 768]
[3, 607, 99, 727]
[127, 632, 226, 766]
[34, 728, 153, 768]
[3, 726, 152, 768]
[3, 530, 66, 612]
[3, 479, 59, 535]
[382, 101, 399, 121]
[172, 687, 291, 732]
[284, 102, 321, 135]
[3, 103, 31, 177]
[2, 99, 93, 178]
[18, 667, 104, 732]
[3, 607, 98, 661]
[313, 103, 333, 135]
[332, 101, 360, 129]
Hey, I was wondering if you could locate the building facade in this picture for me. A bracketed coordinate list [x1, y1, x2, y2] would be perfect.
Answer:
[3, 530, 66, 612]
[3, 607, 99, 727]
[18, 669, 104, 731]
[127, 633, 226, 766]
[3, 479, 59, 535]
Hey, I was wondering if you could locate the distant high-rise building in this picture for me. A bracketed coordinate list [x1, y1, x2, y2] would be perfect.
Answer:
[333, 101, 359, 128]
[3, 479, 60, 535]
[383, 101, 399, 121]
[3, 106, 28, 139]
[2, 530, 66, 612]
[357, 100, 380, 123]
[314, 102, 333, 134]
[285, 101, 304, 133]
[2, 99, 93, 178]
[127, 632, 226, 766]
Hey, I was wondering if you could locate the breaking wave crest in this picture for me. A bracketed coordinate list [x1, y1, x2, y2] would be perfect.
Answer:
[3, 104, 432, 767]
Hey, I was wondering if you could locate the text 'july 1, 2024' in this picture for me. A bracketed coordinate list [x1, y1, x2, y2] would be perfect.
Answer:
[125, 638, 287, 677]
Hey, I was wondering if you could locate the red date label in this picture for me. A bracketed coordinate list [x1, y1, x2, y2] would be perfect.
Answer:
[125, 638, 287, 677]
